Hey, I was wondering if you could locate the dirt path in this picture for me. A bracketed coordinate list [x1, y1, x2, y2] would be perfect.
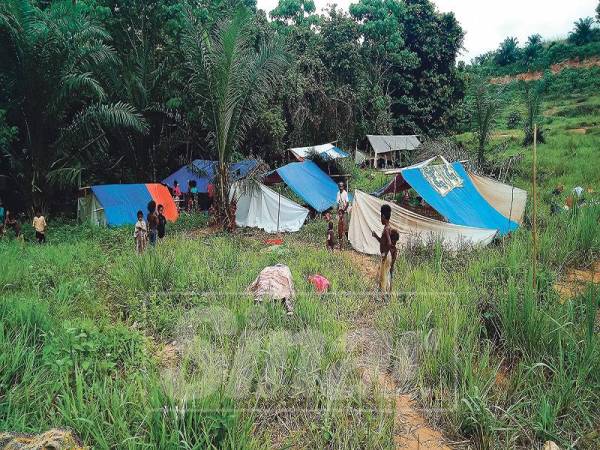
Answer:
[341, 251, 452, 450]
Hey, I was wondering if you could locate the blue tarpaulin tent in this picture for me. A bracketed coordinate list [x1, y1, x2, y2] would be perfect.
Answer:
[268, 160, 348, 212]
[400, 162, 519, 235]
[162, 159, 258, 193]
[90, 184, 153, 226]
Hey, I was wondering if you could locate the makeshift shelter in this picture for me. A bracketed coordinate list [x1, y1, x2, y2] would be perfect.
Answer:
[162, 159, 258, 193]
[78, 183, 178, 227]
[366, 135, 421, 168]
[371, 157, 523, 235]
[468, 172, 527, 224]
[264, 160, 347, 213]
[289, 143, 349, 161]
[230, 181, 308, 233]
[349, 190, 497, 255]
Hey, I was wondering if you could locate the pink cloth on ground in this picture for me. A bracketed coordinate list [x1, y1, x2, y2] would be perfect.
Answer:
[308, 274, 330, 293]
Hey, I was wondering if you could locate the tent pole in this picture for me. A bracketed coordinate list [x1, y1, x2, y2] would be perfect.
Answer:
[277, 189, 281, 234]
[532, 124, 538, 296]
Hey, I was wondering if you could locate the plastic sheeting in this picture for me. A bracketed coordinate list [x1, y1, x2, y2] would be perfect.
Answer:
[162, 159, 258, 193]
[91, 184, 152, 226]
[348, 190, 497, 255]
[289, 143, 349, 161]
[162, 160, 216, 193]
[145, 183, 179, 222]
[231, 182, 308, 233]
[87, 183, 178, 226]
[272, 160, 344, 212]
[468, 172, 527, 224]
[401, 162, 519, 235]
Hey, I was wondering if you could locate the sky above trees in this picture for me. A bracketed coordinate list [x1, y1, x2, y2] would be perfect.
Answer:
[257, 0, 598, 62]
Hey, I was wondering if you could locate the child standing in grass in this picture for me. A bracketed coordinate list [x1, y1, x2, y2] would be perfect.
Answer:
[157, 204, 167, 240]
[134, 210, 147, 254]
[325, 212, 335, 251]
[372, 204, 393, 294]
[32, 209, 47, 243]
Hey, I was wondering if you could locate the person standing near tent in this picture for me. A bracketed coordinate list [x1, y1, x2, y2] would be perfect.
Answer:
[134, 210, 147, 253]
[4, 210, 21, 239]
[372, 204, 393, 294]
[173, 180, 182, 211]
[32, 210, 48, 243]
[147, 201, 159, 247]
[207, 181, 215, 211]
[336, 182, 349, 249]
[325, 212, 335, 251]
[157, 204, 167, 240]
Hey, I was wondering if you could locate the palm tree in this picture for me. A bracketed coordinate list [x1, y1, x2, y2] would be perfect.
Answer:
[569, 17, 596, 45]
[494, 37, 520, 66]
[0, 0, 147, 209]
[470, 75, 502, 166]
[181, 8, 287, 230]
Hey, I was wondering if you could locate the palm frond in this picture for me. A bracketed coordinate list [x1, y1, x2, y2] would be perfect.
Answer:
[60, 72, 106, 101]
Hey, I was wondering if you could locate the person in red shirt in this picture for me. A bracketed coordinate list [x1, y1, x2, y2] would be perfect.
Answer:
[207, 182, 215, 210]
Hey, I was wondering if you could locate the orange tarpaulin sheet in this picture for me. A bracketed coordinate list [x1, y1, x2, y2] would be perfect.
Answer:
[146, 183, 178, 222]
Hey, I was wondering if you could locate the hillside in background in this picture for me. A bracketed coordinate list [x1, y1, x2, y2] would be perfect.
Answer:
[469, 4, 600, 77]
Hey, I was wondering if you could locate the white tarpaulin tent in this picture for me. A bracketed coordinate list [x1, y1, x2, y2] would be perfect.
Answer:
[348, 190, 498, 255]
[289, 143, 348, 160]
[468, 172, 527, 224]
[231, 181, 308, 233]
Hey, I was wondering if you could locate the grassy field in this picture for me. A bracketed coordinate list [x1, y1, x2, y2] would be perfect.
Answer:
[1, 84, 600, 449]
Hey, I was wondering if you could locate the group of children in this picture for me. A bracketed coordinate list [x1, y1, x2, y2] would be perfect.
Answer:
[134, 202, 168, 253]
[325, 191, 399, 294]
[171, 179, 209, 212]
[0, 200, 48, 244]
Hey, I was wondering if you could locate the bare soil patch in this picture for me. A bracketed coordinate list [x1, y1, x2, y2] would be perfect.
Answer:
[554, 260, 600, 301]
[490, 56, 600, 85]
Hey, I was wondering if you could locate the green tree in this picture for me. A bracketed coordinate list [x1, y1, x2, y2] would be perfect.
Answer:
[522, 82, 545, 146]
[569, 17, 596, 45]
[350, 0, 464, 133]
[181, 7, 286, 230]
[494, 37, 520, 66]
[470, 76, 502, 166]
[0, 0, 147, 209]
[523, 34, 543, 65]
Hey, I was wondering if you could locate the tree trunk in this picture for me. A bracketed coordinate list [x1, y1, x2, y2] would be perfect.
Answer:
[210, 162, 236, 232]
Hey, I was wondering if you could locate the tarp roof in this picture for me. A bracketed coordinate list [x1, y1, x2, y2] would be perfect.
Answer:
[90, 183, 178, 226]
[349, 190, 497, 254]
[367, 135, 420, 155]
[266, 160, 344, 212]
[373, 157, 520, 235]
[162, 159, 258, 193]
[231, 181, 308, 233]
[289, 143, 349, 161]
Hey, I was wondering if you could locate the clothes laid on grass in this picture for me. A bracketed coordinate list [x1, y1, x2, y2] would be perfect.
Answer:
[247, 264, 295, 315]
[308, 274, 330, 293]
